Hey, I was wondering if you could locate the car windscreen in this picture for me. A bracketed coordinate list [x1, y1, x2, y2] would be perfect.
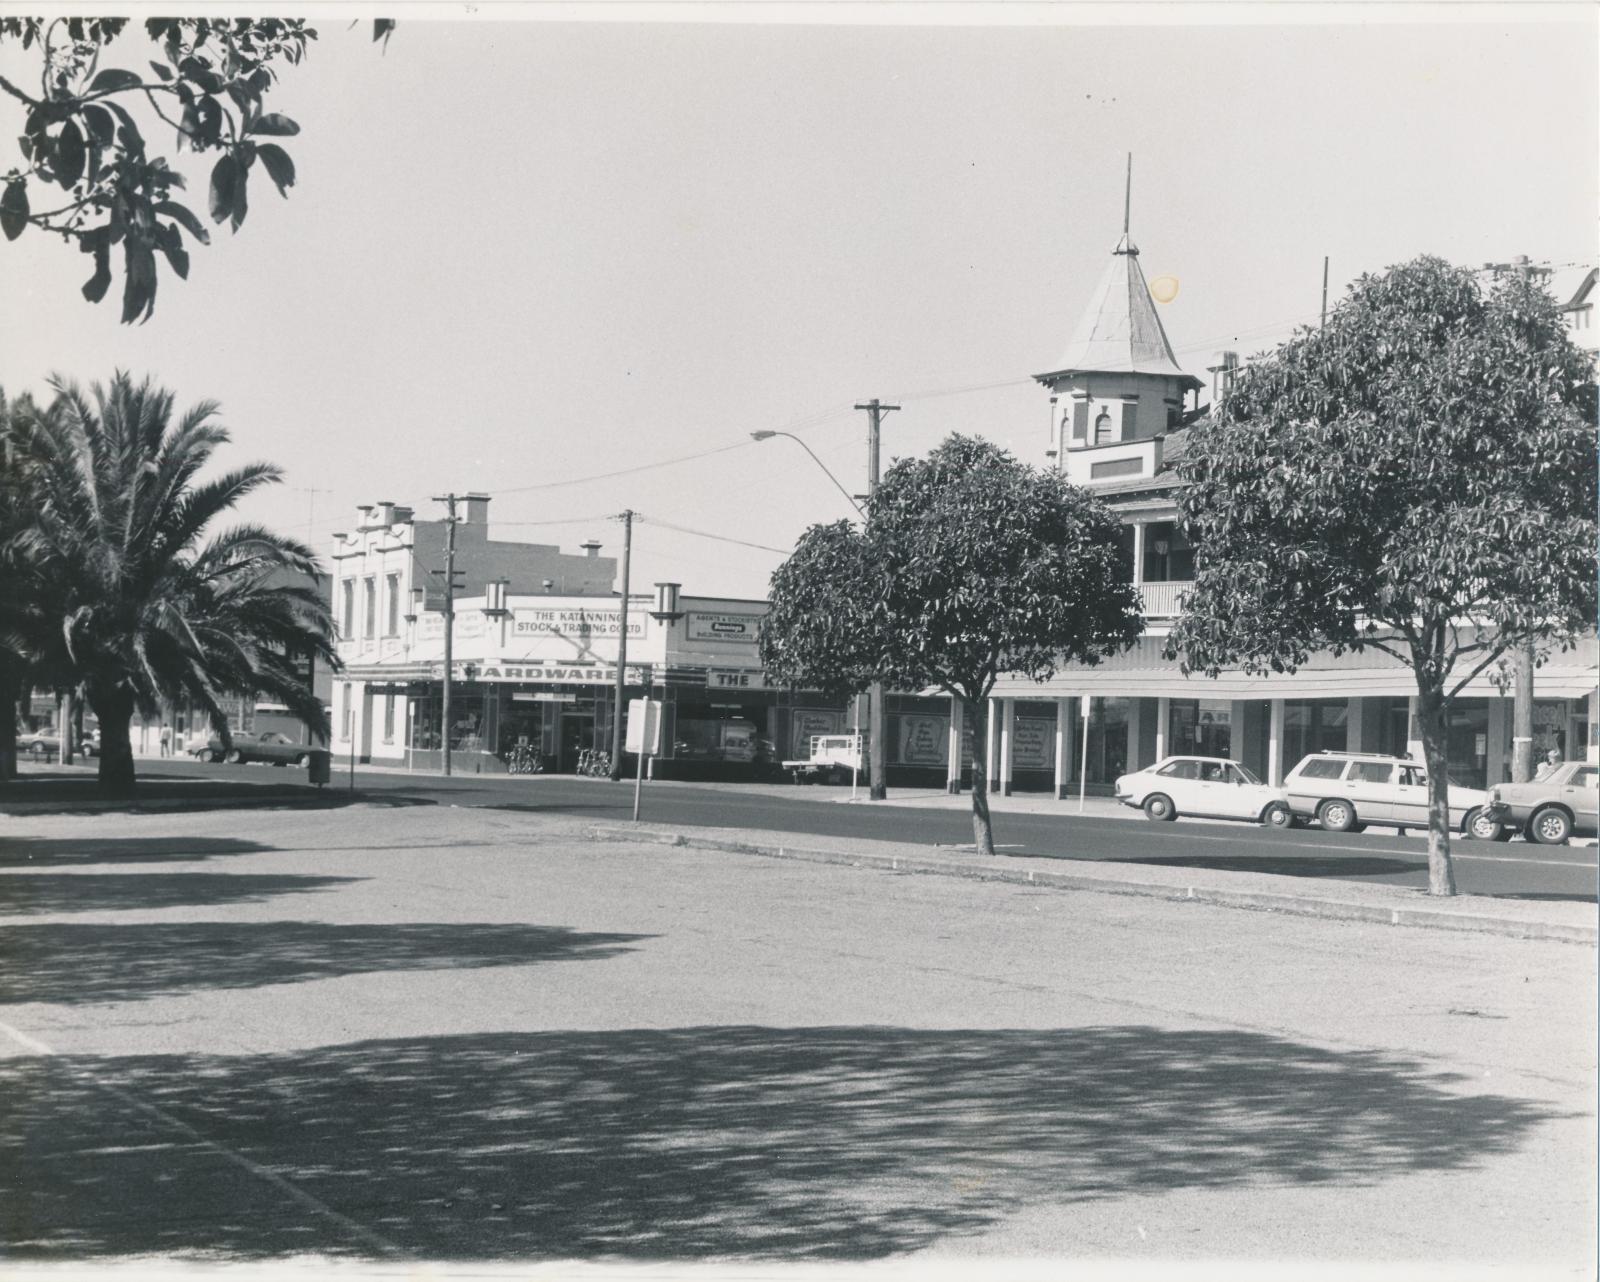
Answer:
[1231, 763, 1263, 785]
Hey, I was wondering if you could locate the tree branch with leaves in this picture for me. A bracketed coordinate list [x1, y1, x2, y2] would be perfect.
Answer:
[0, 16, 392, 322]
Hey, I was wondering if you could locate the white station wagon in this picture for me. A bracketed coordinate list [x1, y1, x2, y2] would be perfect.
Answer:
[1115, 755, 1293, 827]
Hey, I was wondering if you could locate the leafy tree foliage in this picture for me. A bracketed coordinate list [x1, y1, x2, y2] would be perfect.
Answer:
[1168, 257, 1597, 894]
[14, 372, 338, 795]
[0, 385, 57, 779]
[761, 435, 1142, 855]
[0, 17, 392, 322]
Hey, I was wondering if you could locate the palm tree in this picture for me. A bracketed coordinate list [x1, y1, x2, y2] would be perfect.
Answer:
[17, 372, 337, 795]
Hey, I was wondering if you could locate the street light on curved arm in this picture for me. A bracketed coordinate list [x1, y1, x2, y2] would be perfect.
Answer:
[750, 431, 865, 517]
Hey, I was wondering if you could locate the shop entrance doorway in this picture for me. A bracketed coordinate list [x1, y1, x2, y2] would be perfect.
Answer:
[559, 714, 595, 773]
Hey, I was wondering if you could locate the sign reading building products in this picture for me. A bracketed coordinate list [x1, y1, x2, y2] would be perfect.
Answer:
[686, 612, 761, 644]
[429, 662, 652, 685]
[512, 606, 648, 641]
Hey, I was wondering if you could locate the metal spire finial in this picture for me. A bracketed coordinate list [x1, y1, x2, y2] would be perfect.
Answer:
[1123, 152, 1132, 236]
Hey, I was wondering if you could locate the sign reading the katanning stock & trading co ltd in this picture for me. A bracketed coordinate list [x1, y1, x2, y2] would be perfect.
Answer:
[512, 606, 648, 641]
[429, 662, 652, 685]
[686, 612, 761, 644]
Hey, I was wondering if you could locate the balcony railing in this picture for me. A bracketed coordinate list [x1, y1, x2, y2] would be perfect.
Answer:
[1138, 581, 1189, 617]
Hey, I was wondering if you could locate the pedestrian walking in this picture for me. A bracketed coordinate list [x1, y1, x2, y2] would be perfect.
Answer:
[1534, 746, 1563, 782]
[159, 724, 172, 757]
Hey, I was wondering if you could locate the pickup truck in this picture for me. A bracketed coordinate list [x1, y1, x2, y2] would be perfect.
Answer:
[783, 734, 868, 785]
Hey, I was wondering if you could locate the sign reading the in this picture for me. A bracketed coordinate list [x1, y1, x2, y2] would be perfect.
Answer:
[706, 669, 765, 690]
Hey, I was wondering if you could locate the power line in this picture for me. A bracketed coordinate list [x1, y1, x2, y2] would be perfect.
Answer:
[635, 515, 789, 555]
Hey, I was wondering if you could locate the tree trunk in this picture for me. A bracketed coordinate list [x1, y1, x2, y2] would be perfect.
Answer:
[88, 685, 137, 797]
[1415, 683, 1458, 897]
[869, 680, 887, 801]
[964, 695, 996, 856]
[0, 659, 21, 783]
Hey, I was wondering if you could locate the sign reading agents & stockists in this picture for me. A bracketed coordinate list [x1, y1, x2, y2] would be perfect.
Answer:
[686, 612, 761, 644]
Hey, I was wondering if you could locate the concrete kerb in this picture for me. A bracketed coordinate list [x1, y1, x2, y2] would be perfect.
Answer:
[586, 821, 1599, 946]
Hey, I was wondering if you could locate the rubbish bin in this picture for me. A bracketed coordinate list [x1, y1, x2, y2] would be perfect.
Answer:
[306, 749, 331, 787]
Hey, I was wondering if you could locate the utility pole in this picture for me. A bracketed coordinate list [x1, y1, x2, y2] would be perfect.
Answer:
[609, 509, 633, 781]
[1484, 256, 1541, 782]
[855, 398, 899, 801]
[1320, 255, 1329, 326]
[433, 493, 462, 777]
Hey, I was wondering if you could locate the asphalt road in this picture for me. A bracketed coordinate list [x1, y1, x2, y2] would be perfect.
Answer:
[140, 758, 1597, 901]
[1, 802, 1594, 1268]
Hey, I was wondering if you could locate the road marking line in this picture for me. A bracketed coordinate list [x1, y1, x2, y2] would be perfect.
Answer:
[0, 1017, 402, 1257]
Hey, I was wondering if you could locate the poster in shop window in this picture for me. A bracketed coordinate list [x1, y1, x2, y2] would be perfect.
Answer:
[1013, 718, 1055, 770]
[899, 715, 949, 766]
[790, 709, 841, 759]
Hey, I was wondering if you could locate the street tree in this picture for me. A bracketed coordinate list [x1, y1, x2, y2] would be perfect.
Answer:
[0, 384, 56, 780]
[761, 435, 1142, 855]
[1167, 256, 1597, 895]
[17, 372, 338, 795]
[0, 17, 392, 322]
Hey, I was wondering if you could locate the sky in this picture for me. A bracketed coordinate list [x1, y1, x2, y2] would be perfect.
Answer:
[3, 5, 1596, 601]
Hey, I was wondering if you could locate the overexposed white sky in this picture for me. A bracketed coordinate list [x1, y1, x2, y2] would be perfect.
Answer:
[3, 5, 1595, 599]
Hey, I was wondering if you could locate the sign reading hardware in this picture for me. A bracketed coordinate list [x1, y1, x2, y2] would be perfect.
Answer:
[429, 662, 651, 685]
[706, 669, 765, 690]
[512, 606, 647, 641]
[686, 612, 761, 644]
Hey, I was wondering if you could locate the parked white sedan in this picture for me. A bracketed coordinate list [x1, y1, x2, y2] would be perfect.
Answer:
[1116, 755, 1293, 827]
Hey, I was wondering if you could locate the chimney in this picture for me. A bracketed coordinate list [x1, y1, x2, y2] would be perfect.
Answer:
[464, 493, 491, 525]
[375, 500, 395, 526]
[580, 540, 602, 559]
[392, 505, 414, 524]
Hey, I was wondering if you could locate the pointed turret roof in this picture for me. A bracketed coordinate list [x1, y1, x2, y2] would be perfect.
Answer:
[1038, 234, 1201, 388]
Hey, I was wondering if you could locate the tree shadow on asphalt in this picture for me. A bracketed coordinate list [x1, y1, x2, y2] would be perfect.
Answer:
[0, 921, 652, 1005]
[0, 873, 364, 916]
[0, 836, 274, 866]
[0, 1024, 1565, 1261]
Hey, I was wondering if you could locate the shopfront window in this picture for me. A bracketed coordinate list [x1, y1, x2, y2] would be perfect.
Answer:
[674, 705, 768, 764]
[1283, 700, 1348, 770]
[1082, 697, 1130, 784]
[1169, 699, 1231, 759]
[1445, 699, 1489, 790]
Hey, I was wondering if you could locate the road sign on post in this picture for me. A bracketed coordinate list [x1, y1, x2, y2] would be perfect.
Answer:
[626, 697, 662, 821]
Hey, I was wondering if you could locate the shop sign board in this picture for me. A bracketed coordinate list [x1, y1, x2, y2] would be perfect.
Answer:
[626, 698, 663, 755]
[416, 611, 486, 640]
[512, 606, 648, 642]
[790, 708, 842, 759]
[429, 661, 651, 685]
[899, 715, 949, 766]
[706, 668, 766, 691]
[686, 612, 761, 644]
[512, 692, 576, 703]
[1013, 718, 1055, 770]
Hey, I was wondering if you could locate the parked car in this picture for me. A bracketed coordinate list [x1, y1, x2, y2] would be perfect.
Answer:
[14, 728, 98, 760]
[1281, 751, 1498, 837]
[1115, 755, 1293, 826]
[1481, 762, 1599, 845]
[197, 730, 313, 766]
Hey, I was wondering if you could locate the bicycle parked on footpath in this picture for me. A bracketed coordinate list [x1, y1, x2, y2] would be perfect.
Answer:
[576, 748, 613, 777]
[507, 743, 544, 775]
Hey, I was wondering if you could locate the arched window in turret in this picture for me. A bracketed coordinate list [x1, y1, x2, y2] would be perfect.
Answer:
[1094, 408, 1114, 444]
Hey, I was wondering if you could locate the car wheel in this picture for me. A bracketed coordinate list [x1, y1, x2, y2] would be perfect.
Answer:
[224, 748, 242, 764]
[1464, 807, 1502, 842]
[1319, 798, 1358, 833]
[1528, 806, 1572, 846]
[294, 753, 308, 766]
[1489, 825, 1513, 843]
[1261, 801, 1293, 829]
[1143, 793, 1177, 822]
